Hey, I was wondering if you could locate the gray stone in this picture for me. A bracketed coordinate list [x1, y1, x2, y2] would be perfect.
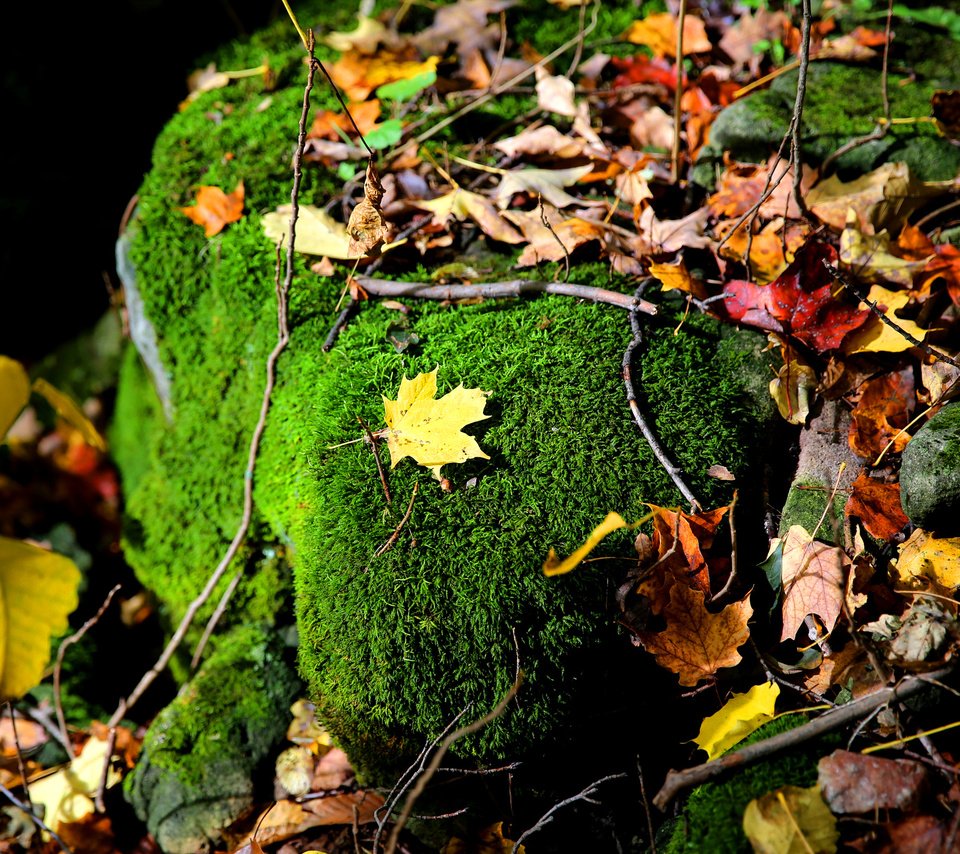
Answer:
[900, 402, 960, 535]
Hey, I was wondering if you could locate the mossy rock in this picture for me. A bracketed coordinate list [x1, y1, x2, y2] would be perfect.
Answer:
[124, 624, 302, 854]
[109, 0, 780, 802]
[693, 61, 960, 187]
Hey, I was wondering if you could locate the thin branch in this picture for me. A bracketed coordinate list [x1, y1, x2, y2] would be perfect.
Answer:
[354, 276, 658, 315]
[789, 0, 812, 219]
[511, 773, 627, 853]
[105, 31, 317, 728]
[190, 568, 244, 670]
[538, 197, 571, 283]
[638, 759, 657, 854]
[54, 584, 122, 757]
[385, 676, 523, 854]
[359, 416, 392, 505]
[0, 781, 74, 854]
[374, 482, 418, 557]
[653, 665, 955, 810]
[710, 490, 739, 603]
[94, 722, 119, 813]
[824, 260, 960, 370]
[671, 0, 687, 184]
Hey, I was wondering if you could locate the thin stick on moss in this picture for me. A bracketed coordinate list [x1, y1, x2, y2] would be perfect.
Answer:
[710, 490, 739, 604]
[354, 276, 658, 314]
[652, 664, 955, 810]
[94, 722, 120, 813]
[824, 260, 960, 370]
[511, 773, 627, 854]
[384, 675, 523, 854]
[105, 33, 318, 730]
[622, 288, 700, 509]
[374, 482, 417, 557]
[54, 583, 121, 758]
[359, 416, 392, 504]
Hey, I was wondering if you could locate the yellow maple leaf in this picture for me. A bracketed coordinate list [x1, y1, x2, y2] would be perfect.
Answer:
[695, 682, 780, 760]
[0, 537, 80, 702]
[382, 368, 490, 480]
[412, 189, 523, 245]
[843, 284, 930, 354]
[543, 512, 629, 577]
[649, 258, 706, 299]
[894, 529, 960, 590]
[778, 525, 844, 643]
[743, 785, 838, 854]
[840, 210, 928, 287]
[623, 12, 712, 58]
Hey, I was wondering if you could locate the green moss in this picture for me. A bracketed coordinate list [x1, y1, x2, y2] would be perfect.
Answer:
[661, 714, 838, 854]
[124, 624, 302, 853]
[779, 478, 845, 543]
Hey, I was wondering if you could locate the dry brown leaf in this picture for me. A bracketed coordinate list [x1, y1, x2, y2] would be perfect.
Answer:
[502, 208, 604, 266]
[491, 163, 595, 209]
[648, 257, 706, 299]
[847, 367, 914, 459]
[637, 584, 752, 686]
[635, 205, 712, 253]
[414, 0, 518, 59]
[840, 211, 929, 287]
[411, 188, 523, 244]
[623, 12, 712, 58]
[347, 160, 389, 258]
[819, 750, 929, 813]
[779, 525, 845, 643]
[309, 99, 381, 140]
[180, 182, 245, 237]
[535, 67, 577, 117]
[493, 125, 585, 159]
[719, 9, 790, 75]
[239, 792, 385, 849]
[844, 472, 909, 542]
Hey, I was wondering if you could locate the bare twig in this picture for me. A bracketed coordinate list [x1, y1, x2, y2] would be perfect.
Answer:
[538, 197, 571, 283]
[435, 761, 523, 775]
[638, 759, 657, 854]
[653, 666, 955, 810]
[354, 276, 658, 315]
[374, 482, 418, 557]
[710, 490, 739, 603]
[511, 773, 627, 853]
[54, 583, 122, 757]
[7, 706, 32, 814]
[789, 0, 812, 219]
[385, 676, 523, 854]
[322, 297, 359, 352]
[565, 0, 588, 78]
[94, 722, 120, 813]
[105, 33, 317, 728]
[825, 261, 960, 370]
[190, 568, 244, 670]
[359, 416, 392, 505]
[622, 283, 700, 509]
[0, 781, 73, 854]
[671, 0, 688, 184]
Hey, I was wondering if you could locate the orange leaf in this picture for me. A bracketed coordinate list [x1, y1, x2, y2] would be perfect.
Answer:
[623, 12, 712, 58]
[646, 504, 729, 599]
[309, 99, 381, 140]
[637, 584, 752, 686]
[848, 368, 914, 460]
[779, 526, 845, 643]
[180, 182, 245, 237]
[845, 472, 909, 542]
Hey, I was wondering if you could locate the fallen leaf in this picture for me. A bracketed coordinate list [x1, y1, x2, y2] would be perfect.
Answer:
[769, 353, 818, 425]
[708, 156, 813, 221]
[695, 682, 780, 760]
[0, 537, 80, 701]
[413, 0, 517, 59]
[330, 50, 440, 101]
[543, 512, 629, 577]
[715, 219, 798, 284]
[635, 205, 712, 252]
[180, 182, 245, 237]
[492, 125, 585, 159]
[443, 821, 526, 854]
[610, 54, 682, 92]
[501, 209, 605, 266]
[490, 163, 595, 209]
[324, 15, 395, 54]
[806, 162, 948, 233]
[309, 99, 381, 140]
[778, 525, 844, 643]
[743, 785, 839, 854]
[873, 814, 954, 854]
[628, 104, 675, 151]
[637, 584, 753, 686]
[29, 735, 120, 827]
[623, 12, 712, 58]
[239, 792, 385, 848]
[932, 88, 960, 139]
[56, 812, 116, 854]
[818, 750, 929, 814]
[649, 257, 706, 299]
[719, 9, 791, 75]
[262, 204, 354, 259]
[411, 188, 523, 244]
[842, 285, 931, 354]
[894, 529, 960, 590]
[32, 378, 106, 451]
[839, 211, 928, 287]
[847, 368, 914, 460]
[722, 241, 871, 352]
[381, 367, 490, 480]
[0, 356, 30, 437]
[535, 67, 577, 117]
[844, 472, 909, 542]
[347, 160, 389, 258]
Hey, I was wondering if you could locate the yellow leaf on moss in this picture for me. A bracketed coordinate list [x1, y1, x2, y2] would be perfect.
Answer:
[839, 210, 928, 287]
[262, 204, 355, 259]
[412, 189, 523, 245]
[623, 13, 712, 58]
[382, 368, 490, 480]
[695, 682, 780, 760]
[894, 529, 960, 590]
[32, 378, 106, 451]
[0, 356, 30, 438]
[743, 785, 838, 854]
[649, 258, 706, 299]
[0, 537, 80, 701]
[543, 512, 629, 577]
[29, 735, 121, 828]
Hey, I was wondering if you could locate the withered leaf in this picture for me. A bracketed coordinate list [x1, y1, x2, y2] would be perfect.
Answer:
[347, 159, 389, 258]
[180, 181, 245, 237]
[844, 472, 909, 542]
[778, 525, 844, 643]
[847, 368, 914, 460]
[818, 750, 929, 814]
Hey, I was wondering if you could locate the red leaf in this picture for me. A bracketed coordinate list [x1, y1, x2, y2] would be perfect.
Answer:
[722, 241, 871, 352]
[609, 55, 683, 92]
[845, 471, 909, 541]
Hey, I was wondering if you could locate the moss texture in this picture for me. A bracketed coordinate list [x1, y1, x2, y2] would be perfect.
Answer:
[111, 0, 778, 787]
[124, 624, 301, 854]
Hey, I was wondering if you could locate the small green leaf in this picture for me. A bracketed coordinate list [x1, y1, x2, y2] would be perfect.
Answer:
[375, 70, 437, 102]
[362, 119, 404, 151]
[337, 162, 358, 182]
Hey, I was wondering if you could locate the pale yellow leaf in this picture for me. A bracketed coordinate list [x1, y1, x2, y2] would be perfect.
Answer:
[743, 785, 838, 854]
[492, 164, 595, 209]
[543, 512, 629, 577]
[323, 16, 393, 54]
[843, 284, 930, 354]
[0, 356, 30, 438]
[839, 210, 928, 287]
[29, 736, 121, 827]
[535, 68, 577, 117]
[262, 204, 356, 259]
[0, 536, 80, 701]
[32, 378, 106, 451]
[769, 360, 818, 425]
[412, 189, 523, 244]
[382, 368, 490, 479]
[779, 526, 845, 642]
[695, 682, 780, 760]
[623, 13, 712, 58]
[894, 529, 960, 590]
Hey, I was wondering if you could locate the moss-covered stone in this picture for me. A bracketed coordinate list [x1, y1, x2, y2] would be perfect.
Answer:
[900, 401, 960, 535]
[693, 62, 960, 187]
[110, 0, 779, 804]
[124, 624, 302, 854]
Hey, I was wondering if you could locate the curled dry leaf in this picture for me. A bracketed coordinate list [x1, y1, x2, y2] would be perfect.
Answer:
[180, 182, 245, 237]
[492, 125, 585, 159]
[347, 159, 390, 258]
[501, 208, 604, 266]
[769, 356, 818, 425]
[535, 67, 577, 117]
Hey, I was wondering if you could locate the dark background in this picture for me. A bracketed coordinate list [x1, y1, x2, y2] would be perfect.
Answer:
[2, 0, 284, 364]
